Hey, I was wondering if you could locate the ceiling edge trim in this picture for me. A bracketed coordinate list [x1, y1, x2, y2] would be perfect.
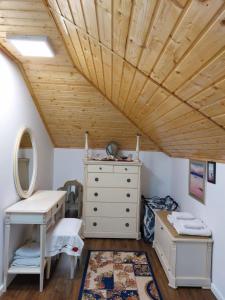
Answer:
[0, 43, 56, 147]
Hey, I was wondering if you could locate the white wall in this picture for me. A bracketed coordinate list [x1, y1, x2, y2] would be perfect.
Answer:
[171, 158, 225, 300]
[0, 52, 54, 289]
[53, 149, 172, 198]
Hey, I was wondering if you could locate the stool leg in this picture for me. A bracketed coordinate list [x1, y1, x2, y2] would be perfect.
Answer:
[46, 257, 51, 279]
[70, 256, 77, 279]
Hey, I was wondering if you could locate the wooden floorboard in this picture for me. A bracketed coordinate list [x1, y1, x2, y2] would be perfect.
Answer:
[0, 238, 216, 300]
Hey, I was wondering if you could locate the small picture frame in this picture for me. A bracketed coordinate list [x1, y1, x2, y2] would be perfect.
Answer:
[207, 161, 216, 184]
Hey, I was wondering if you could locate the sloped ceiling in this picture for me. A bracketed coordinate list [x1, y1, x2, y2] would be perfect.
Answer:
[0, 0, 157, 150]
[1, 1, 225, 161]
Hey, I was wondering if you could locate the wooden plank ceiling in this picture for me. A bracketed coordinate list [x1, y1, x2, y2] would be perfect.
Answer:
[0, 0, 156, 150]
[1, 1, 225, 161]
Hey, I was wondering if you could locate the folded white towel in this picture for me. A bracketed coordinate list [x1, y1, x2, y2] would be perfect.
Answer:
[15, 241, 40, 258]
[173, 222, 212, 237]
[11, 257, 40, 267]
[184, 224, 204, 230]
[172, 211, 195, 220]
[180, 218, 204, 228]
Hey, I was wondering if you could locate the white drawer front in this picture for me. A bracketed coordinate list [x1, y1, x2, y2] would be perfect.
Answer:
[87, 173, 138, 188]
[52, 198, 63, 216]
[87, 188, 138, 203]
[114, 165, 138, 174]
[85, 202, 137, 218]
[85, 217, 136, 233]
[88, 164, 113, 173]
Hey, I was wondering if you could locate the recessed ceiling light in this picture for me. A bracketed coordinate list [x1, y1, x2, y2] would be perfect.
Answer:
[7, 35, 55, 57]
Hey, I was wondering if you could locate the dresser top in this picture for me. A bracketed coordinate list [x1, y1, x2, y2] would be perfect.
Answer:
[156, 211, 213, 242]
[5, 190, 66, 214]
[83, 159, 142, 166]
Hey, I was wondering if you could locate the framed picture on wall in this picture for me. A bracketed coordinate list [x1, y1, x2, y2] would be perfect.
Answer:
[189, 160, 206, 204]
[207, 161, 216, 184]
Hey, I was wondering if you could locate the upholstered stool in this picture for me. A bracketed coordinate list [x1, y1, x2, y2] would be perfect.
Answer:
[46, 218, 83, 279]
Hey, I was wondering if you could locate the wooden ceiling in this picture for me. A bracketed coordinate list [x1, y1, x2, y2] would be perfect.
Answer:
[0, 0, 156, 150]
[1, 0, 225, 161]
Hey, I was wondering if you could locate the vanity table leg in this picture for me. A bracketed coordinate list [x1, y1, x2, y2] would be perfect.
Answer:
[70, 256, 77, 279]
[40, 224, 46, 292]
[3, 224, 11, 292]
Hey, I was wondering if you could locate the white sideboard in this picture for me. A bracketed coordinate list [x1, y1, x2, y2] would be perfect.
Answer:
[83, 159, 142, 239]
[4, 190, 66, 292]
[153, 211, 213, 289]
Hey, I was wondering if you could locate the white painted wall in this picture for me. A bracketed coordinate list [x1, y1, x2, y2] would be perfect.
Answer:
[0, 52, 54, 289]
[53, 148, 172, 198]
[171, 158, 225, 300]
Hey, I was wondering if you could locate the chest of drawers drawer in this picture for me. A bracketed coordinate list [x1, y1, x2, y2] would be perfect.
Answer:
[85, 217, 136, 234]
[114, 165, 138, 173]
[87, 187, 138, 203]
[87, 164, 113, 173]
[85, 202, 137, 218]
[87, 173, 138, 188]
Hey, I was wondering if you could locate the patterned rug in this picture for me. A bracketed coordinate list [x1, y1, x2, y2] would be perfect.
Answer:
[78, 250, 162, 300]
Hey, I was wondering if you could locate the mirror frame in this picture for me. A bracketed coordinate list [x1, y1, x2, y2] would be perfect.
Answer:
[13, 127, 37, 199]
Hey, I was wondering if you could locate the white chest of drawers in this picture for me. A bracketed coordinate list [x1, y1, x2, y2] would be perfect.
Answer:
[83, 160, 142, 239]
[153, 211, 213, 289]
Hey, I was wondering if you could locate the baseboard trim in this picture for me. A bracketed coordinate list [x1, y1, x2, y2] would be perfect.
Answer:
[211, 283, 225, 300]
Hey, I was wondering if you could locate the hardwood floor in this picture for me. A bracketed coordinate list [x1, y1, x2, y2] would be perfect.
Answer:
[1, 238, 216, 300]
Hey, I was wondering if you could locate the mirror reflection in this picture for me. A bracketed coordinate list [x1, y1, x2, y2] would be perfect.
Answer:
[18, 131, 34, 192]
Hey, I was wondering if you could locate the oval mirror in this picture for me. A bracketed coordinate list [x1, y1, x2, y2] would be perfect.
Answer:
[14, 128, 37, 199]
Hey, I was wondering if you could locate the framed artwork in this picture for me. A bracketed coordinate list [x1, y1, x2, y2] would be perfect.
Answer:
[207, 161, 216, 184]
[189, 160, 206, 204]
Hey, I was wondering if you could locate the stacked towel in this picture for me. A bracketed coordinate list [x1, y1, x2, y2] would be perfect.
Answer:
[167, 212, 212, 237]
[11, 241, 40, 267]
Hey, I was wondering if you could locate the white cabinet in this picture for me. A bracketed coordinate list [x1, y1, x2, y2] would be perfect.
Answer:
[83, 160, 142, 239]
[153, 211, 213, 289]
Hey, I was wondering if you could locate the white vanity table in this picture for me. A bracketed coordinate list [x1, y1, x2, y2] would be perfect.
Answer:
[3, 190, 66, 292]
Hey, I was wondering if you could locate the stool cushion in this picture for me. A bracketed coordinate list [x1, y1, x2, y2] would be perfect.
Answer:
[46, 218, 84, 257]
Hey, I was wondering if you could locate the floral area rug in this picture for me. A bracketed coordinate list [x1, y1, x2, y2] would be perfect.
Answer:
[78, 250, 163, 300]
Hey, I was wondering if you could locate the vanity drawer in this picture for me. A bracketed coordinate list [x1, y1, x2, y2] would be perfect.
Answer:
[85, 217, 136, 233]
[85, 202, 137, 218]
[87, 188, 138, 203]
[52, 198, 63, 216]
[87, 173, 138, 188]
[114, 165, 138, 174]
[88, 164, 113, 173]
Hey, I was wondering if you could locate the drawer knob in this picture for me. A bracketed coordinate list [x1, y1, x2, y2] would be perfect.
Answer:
[126, 193, 130, 198]
[95, 177, 99, 182]
[93, 222, 97, 227]
[99, 167, 102, 170]
[160, 226, 163, 230]
[127, 178, 131, 183]
[93, 207, 98, 212]
[126, 208, 130, 212]
[125, 167, 128, 171]
[125, 223, 130, 227]
[94, 192, 98, 197]
[56, 204, 59, 208]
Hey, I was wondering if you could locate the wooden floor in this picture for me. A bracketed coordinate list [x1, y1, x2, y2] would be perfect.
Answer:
[1, 239, 216, 300]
